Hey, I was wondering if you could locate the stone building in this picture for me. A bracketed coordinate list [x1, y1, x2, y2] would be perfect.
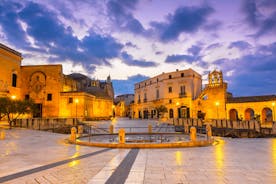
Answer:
[0, 43, 22, 99]
[114, 94, 134, 117]
[0, 43, 114, 120]
[133, 69, 276, 124]
[133, 69, 202, 119]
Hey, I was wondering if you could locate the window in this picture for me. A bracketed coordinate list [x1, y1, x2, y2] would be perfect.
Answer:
[181, 73, 184, 77]
[25, 94, 30, 100]
[169, 75, 172, 79]
[180, 85, 185, 94]
[12, 74, 17, 87]
[144, 93, 147, 102]
[156, 89, 159, 99]
[169, 99, 172, 104]
[47, 94, 52, 101]
[68, 97, 73, 103]
[157, 78, 159, 82]
[168, 87, 172, 93]
[169, 109, 174, 118]
[138, 94, 141, 103]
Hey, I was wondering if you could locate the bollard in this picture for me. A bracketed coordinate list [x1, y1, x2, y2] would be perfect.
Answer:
[148, 124, 152, 133]
[78, 125, 83, 137]
[70, 127, 77, 142]
[206, 124, 212, 140]
[109, 125, 114, 134]
[118, 128, 125, 144]
[190, 127, 197, 142]
[0, 131, 5, 140]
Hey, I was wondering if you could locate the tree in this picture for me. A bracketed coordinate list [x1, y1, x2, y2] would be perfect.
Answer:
[0, 97, 36, 129]
[155, 105, 168, 118]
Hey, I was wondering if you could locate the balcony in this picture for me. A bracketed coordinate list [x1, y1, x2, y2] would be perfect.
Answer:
[179, 92, 187, 98]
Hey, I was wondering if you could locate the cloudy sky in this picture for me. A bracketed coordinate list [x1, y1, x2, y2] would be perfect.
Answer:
[1, 0, 276, 96]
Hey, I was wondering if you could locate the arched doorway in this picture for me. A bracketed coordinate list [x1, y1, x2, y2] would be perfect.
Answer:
[229, 109, 238, 121]
[169, 109, 174, 118]
[262, 108, 272, 122]
[245, 108, 254, 120]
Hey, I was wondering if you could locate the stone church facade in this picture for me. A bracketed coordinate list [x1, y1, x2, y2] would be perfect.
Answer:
[133, 69, 276, 124]
[0, 43, 114, 119]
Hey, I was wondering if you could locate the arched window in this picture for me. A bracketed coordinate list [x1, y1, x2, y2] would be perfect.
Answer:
[245, 108, 254, 120]
[229, 109, 238, 121]
[262, 108, 272, 122]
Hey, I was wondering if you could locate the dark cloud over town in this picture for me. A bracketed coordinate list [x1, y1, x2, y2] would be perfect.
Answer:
[0, 0, 275, 96]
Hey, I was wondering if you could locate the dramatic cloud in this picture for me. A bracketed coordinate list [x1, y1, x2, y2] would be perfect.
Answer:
[242, 0, 259, 27]
[165, 54, 195, 63]
[228, 41, 251, 50]
[150, 5, 214, 41]
[0, 0, 276, 96]
[242, 0, 276, 37]
[0, 2, 29, 47]
[121, 52, 157, 67]
[107, 0, 146, 35]
[188, 45, 202, 56]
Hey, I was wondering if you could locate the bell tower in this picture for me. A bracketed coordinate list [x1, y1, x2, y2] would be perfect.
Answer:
[208, 70, 223, 87]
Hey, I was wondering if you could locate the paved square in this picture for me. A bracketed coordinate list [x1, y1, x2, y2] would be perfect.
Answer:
[1, 118, 276, 184]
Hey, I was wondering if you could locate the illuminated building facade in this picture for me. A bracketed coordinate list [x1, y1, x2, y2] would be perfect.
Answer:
[134, 69, 276, 124]
[114, 94, 134, 117]
[133, 69, 202, 119]
[0, 43, 113, 119]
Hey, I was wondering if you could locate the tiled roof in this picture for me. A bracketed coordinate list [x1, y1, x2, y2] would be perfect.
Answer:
[227, 95, 276, 103]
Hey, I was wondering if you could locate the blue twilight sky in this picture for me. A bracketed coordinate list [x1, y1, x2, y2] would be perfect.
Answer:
[0, 0, 276, 97]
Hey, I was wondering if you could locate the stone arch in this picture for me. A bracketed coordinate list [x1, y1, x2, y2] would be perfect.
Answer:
[229, 109, 238, 121]
[262, 107, 272, 123]
[245, 108, 254, 120]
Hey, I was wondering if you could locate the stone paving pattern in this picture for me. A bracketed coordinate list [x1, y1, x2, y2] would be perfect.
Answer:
[1, 119, 276, 183]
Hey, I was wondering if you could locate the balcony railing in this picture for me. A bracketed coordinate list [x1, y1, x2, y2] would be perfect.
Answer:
[179, 92, 187, 98]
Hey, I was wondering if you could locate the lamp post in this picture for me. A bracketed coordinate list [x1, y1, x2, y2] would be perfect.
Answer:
[75, 98, 79, 126]
[215, 102, 219, 119]
[272, 102, 275, 122]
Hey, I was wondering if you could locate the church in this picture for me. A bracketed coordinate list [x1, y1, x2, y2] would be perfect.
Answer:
[0, 43, 114, 120]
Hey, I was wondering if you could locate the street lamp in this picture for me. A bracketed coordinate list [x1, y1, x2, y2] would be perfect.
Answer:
[272, 102, 275, 122]
[11, 95, 16, 100]
[75, 98, 79, 126]
[215, 102, 219, 119]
